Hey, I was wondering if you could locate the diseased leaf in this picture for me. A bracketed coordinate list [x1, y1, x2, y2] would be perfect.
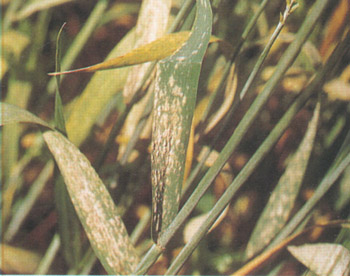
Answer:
[42, 130, 139, 275]
[0, 102, 51, 129]
[246, 101, 320, 259]
[151, 0, 212, 242]
[288, 243, 350, 276]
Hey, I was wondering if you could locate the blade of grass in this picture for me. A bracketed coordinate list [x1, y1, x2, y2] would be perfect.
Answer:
[52, 22, 83, 268]
[54, 175, 82, 268]
[288, 243, 350, 276]
[3, 80, 32, 179]
[4, 161, 54, 242]
[54, 22, 67, 134]
[35, 233, 61, 274]
[245, 98, 320, 259]
[43, 130, 139, 274]
[1, 103, 140, 273]
[47, 0, 109, 94]
[94, 0, 207, 169]
[239, 0, 298, 100]
[150, 0, 212, 242]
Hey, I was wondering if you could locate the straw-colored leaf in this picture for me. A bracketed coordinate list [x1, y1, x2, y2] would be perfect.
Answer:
[48, 32, 227, 76]
[246, 101, 321, 259]
[42, 130, 139, 274]
[288, 243, 350, 276]
[48, 32, 192, 76]
[151, 0, 212, 242]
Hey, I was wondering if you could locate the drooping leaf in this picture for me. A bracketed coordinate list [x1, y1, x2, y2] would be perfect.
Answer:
[42, 130, 139, 274]
[0, 102, 51, 129]
[246, 101, 320, 259]
[48, 32, 228, 76]
[151, 0, 212, 242]
[288, 243, 350, 276]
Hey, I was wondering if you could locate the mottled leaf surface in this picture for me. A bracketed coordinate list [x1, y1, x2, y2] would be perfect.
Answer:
[246, 102, 320, 259]
[42, 130, 139, 274]
[151, 0, 212, 242]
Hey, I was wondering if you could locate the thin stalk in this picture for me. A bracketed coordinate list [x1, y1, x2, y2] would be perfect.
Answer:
[239, 0, 298, 100]
[4, 161, 54, 242]
[167, 0, 196, 33]
[198, 0, 269, 125]
[134, 0, 334, 273]
[35, 234, 61, 274]
[165, 30, 350, 274]
[47, 0, 109, 94]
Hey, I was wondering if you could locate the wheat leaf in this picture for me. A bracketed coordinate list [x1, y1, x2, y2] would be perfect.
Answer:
[151, 0, 212, 242]
[42, 130, 139, 274]
[246, 101, 321, 259]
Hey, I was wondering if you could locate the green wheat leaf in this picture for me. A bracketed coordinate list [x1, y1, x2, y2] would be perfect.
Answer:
[151, 0, 212, 242]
